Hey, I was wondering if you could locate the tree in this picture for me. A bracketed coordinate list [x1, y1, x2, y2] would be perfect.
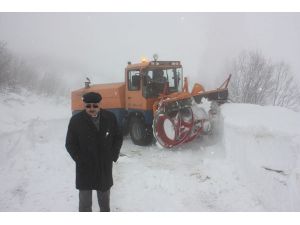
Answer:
[272, 62, 300, 110]
[229, 50, 275, 105]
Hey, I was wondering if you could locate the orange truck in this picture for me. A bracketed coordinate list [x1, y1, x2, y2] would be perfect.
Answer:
[71, 56, 230, 148]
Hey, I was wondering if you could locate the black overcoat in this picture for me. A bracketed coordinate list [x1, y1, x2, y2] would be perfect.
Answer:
[65, 109, 123, 191]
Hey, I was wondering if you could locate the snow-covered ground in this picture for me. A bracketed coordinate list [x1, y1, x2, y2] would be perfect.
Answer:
[0, 91, 300, 211]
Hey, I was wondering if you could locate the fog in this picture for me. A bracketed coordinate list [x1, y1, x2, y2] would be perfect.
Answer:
[1, 12, 300, 90]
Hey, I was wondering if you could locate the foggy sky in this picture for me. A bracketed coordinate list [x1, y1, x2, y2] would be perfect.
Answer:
[0, 13, 300, 89]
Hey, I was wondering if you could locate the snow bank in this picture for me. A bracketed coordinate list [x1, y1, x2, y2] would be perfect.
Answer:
[221, 103, 300, 211]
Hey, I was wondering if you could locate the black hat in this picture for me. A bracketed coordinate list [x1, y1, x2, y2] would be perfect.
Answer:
[82, 92, 102, 103]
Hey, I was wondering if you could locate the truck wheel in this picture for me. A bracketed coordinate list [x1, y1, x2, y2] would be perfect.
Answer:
[129, 117, 153, 146]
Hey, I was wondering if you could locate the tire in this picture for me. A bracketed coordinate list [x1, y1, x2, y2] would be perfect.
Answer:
[129, 117, 153, 146]
[121, 118, 129, 136]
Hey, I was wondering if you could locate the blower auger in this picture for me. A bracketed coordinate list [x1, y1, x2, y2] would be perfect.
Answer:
[153, 75, 231, 148]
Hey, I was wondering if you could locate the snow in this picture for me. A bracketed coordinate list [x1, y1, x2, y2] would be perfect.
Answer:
[163, 118, 175, 140]
[0, 91, 300, 211]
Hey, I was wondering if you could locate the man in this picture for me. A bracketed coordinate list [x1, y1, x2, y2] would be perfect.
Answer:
[65, 92, 123, 212]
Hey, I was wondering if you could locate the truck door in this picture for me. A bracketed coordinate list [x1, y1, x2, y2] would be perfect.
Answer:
[126, 69, 143, 109]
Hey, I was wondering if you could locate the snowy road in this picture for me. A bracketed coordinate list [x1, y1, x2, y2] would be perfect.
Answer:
[0, 117, 262, 211]
[0, 92, 300, 211]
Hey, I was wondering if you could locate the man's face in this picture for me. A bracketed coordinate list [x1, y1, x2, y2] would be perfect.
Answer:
[85, 102, 100, 117]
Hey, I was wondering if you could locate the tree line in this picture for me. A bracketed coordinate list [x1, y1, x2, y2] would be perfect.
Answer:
[0, 40, 67, 96]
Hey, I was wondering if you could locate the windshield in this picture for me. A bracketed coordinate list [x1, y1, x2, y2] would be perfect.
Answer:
[142, 67, 183, 98]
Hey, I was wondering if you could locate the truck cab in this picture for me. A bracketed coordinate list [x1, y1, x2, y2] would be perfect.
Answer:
[124, 60, 183, 145]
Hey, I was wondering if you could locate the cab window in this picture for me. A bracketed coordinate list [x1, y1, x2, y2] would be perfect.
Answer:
[128, 70, 140, 91]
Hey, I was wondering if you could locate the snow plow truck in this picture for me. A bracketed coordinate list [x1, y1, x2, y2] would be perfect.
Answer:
[71, 55, 231, 148]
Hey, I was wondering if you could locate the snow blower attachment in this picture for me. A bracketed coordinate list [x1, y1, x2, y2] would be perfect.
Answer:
[153, 75, 231, 148]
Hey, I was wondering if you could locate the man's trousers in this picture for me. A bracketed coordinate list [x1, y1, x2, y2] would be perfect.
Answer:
[79, 189, 110, 212]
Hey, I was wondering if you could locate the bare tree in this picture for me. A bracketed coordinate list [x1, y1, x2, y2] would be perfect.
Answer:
[229, 51, 274, 105]
[272, 62, 300, 110]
